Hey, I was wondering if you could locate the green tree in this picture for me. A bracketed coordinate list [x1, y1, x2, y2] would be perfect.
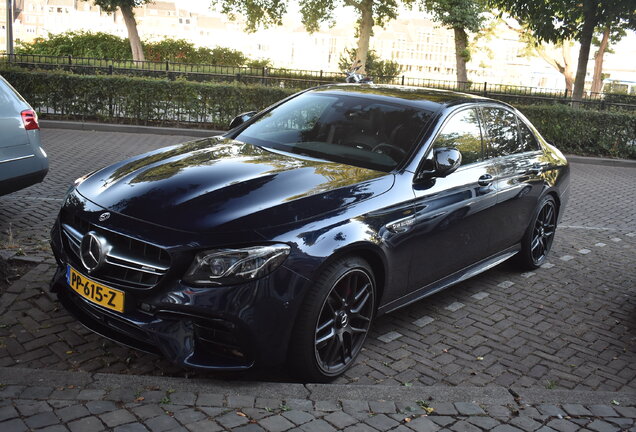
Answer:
[487, 0, 636, 101]
[590, 23, 627, 94]
[299, 0, 412, 74]
[422, 0, 487, 83]
[338, 48, 402, 80]
[211, 0, 288, 32]
[212, 0, 413, 75]
[84, 0, 152, 61]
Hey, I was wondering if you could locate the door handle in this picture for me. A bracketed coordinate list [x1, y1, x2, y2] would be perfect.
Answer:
[478, 174, 493, 186]
[528, 163, 543, 175]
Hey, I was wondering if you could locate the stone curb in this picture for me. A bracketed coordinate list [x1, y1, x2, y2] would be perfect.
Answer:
[40, 120, 224, 138]
[1, 367, 634, 406]
[565, 154, 636, 168]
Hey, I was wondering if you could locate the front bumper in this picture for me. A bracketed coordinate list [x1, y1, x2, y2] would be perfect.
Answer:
[49, 204, 309, 370]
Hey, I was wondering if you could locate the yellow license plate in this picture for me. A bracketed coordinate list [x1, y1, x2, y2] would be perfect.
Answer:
[66, 266, 125, 313]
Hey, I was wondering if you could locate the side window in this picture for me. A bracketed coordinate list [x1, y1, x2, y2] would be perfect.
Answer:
[433, 108, 483, 165]
[518, 118, 540, 152]
[481, 107, 522, 157]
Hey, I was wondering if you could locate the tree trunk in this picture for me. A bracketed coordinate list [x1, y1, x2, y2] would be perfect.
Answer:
[591, 27, 610, 94]
[120, 4, 145, 62]
[561, 42, 575, 92]
[534, 42, 574, 92]
[572, 0, 598, 101]
[353, 0, 373, 75]
[453, 27, 469, 85]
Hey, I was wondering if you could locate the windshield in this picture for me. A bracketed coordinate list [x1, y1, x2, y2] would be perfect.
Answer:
[234, 92, 434, 171]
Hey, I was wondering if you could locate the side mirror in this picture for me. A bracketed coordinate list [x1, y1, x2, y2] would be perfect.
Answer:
[433, 147, 462, 177]
[229, 111, 257, 130]
[417, 147, 462, 181]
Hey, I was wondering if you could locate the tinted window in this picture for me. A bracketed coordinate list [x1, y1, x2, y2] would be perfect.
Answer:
[481, 107, 522, 157]
[433, 108, 483, 165]
[236, 92, 433, 172]
[518, 119, 540, 152]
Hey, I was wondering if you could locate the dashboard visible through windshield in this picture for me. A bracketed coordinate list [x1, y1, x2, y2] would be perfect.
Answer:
[235, 92, 434, 172]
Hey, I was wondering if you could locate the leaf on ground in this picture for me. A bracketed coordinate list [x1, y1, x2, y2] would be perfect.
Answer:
[236, 411, 247, 417]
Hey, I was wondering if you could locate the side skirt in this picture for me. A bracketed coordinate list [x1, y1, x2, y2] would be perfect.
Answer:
[378, 245, 520, 316]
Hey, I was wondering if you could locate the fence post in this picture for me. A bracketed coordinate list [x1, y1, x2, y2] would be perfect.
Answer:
[67, 55, 72, 65]
[483, 82, 487, 96]
[564, 88, 568, 98]
[320, 70, 323, 79]
[401, 75, 405, 86]
[165, 60, 169, 72]
[108, 64, 113, 75]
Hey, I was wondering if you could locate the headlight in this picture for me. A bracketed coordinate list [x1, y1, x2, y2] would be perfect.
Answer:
[183, 244, 290, 286]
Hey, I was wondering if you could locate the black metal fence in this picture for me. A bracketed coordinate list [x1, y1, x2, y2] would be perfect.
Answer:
[2, 53, 635, 112]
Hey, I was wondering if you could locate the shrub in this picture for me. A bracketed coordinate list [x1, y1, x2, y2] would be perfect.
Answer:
[0, 67, 295, 129]
[518, 104, 636, 159]
[16, 31, 131, 59]
[144, 38, 199, 63]
[16, 31, 256, 67]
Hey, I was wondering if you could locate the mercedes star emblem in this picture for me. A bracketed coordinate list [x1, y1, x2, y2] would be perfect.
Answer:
[98, 212, 111, 222]
[80, 232, 108, 273]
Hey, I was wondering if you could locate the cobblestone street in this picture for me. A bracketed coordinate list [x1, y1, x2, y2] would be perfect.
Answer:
[0, 127, 634, 431]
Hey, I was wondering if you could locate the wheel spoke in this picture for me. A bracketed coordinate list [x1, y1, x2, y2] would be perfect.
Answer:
[351, 314, 370, 323]
[315, 328, 335, 348]
[350, 291, 370, 314]
[350, 326, 367, 334]
[316, 318, 334, 334]
[341, 334, 350, 363]
[545, 206, 554, 224]
[531, 236, 541, 251]
[323, 336, 341, 365]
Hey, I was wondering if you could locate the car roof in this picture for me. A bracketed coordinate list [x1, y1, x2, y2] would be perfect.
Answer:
[310, 83, 506, 112]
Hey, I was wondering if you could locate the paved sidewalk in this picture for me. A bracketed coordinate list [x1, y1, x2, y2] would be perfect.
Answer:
[1, 367, 635, 431]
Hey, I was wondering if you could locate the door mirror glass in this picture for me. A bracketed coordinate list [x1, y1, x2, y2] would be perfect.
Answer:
[229, 111, 257, 130]
[433, 147, 462, 177]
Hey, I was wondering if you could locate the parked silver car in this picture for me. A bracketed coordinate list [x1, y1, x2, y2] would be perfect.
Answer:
[0, 74, 48, 196]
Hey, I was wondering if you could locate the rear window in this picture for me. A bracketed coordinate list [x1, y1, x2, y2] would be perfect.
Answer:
[0, 76, 28, 114]
[235, 92, 434, 171]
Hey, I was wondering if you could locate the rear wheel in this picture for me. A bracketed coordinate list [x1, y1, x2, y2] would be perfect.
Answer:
[289, 256, 375, 382]
[517, 195, 558, 269]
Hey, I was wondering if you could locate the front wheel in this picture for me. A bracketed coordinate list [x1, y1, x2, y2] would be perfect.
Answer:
[517, 195, 558, 269]
[289, 256, 375, 382]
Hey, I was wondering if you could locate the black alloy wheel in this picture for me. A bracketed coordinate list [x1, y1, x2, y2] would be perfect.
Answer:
[314, 268, 374, 375]
[517, 195, 558, 269]
[289, 257, 375, 382]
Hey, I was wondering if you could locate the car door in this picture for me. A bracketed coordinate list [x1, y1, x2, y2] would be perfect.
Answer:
[480, 106, 546, 253]
[399, 107, 499, 299]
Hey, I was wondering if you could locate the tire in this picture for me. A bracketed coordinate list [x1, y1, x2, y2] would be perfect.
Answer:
[288, 256, 376, 382]
[516, 195, 558, 270]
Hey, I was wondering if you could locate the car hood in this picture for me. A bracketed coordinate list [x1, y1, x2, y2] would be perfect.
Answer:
[76, 137, 393, 233]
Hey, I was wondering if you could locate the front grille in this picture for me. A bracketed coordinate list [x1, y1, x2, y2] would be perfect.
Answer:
[61, 211, 171, 289]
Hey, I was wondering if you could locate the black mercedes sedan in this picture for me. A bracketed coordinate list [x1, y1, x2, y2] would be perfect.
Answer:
[49, 84, 569, 381]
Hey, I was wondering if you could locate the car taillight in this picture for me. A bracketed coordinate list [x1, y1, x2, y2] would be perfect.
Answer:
[21, 109, 39, 130]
